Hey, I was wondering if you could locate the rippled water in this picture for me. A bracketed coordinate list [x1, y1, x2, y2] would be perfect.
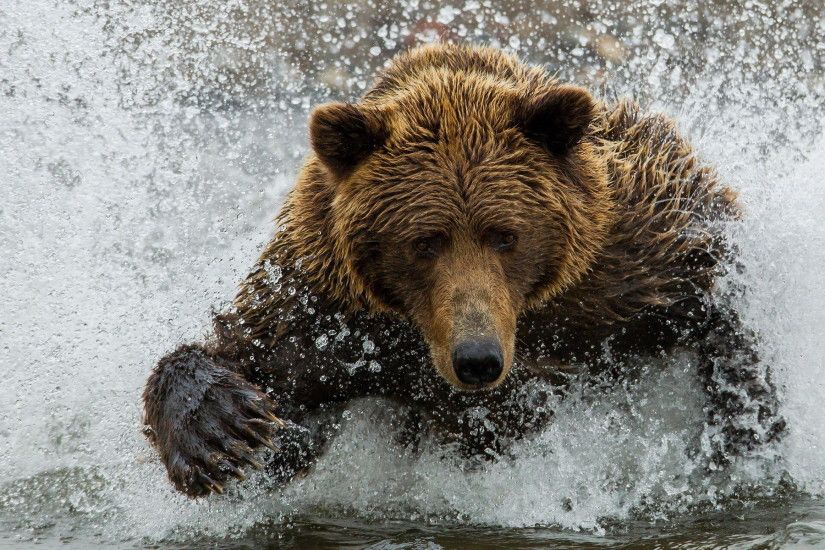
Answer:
[2, 0, 824, 547]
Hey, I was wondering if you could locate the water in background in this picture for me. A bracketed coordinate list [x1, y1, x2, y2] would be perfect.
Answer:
[1, 0, 824, 547]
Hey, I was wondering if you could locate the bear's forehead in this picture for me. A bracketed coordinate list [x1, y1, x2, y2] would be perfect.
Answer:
[351, 69, 561, 213]
[377, 69, 529, 138]
[359, 179, 541, 239]
[375, 101, 534, 173]
[366, 133, 544, 195]
[354, 148, 549, 236]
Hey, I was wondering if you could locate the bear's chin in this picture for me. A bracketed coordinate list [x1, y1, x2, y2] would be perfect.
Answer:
[435, 368, 510, 393]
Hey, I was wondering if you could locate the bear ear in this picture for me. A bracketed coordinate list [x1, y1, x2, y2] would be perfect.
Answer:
[519, 85, 597, 155]
[309, 102, 388, 177]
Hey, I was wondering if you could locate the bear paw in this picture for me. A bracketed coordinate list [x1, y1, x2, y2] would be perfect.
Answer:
[143, 346, 285, 497]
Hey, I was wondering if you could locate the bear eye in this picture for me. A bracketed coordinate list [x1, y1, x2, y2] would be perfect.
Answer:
[488, 230, 517, 252]
[412, 236, 441, 259]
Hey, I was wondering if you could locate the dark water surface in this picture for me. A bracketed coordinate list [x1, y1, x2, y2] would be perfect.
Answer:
[4, 497, 825, 548]
[189, 500, 825, 549]
[237, 503, 825, 549]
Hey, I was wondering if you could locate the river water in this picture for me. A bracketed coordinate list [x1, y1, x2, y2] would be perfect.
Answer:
[2, 1, 824, 548]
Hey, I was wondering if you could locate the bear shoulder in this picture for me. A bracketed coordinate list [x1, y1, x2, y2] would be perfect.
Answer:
[529, 99, 739, 339]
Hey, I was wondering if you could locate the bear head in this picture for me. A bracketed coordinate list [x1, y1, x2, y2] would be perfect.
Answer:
[305, 51, 613, 390]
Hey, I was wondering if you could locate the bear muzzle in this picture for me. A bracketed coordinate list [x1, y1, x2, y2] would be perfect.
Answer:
[417, 258, 517, 390]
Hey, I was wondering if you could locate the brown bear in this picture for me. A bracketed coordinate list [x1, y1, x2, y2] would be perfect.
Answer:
[143, 43, 785, 497]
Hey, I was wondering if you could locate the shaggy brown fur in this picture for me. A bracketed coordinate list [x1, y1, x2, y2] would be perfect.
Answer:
[143, 43, 784, 497]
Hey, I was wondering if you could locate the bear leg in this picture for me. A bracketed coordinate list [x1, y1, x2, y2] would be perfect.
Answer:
[263, 408, 347, 485]
[697, 307, 787, 465]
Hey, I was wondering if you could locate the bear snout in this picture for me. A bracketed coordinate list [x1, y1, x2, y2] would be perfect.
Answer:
[451, 338, 504, 388]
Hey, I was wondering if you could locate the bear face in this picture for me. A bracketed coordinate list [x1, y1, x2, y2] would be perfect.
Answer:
[307, 59, 615, 391]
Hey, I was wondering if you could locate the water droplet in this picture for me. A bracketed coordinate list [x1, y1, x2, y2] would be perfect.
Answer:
[653, 29, 675, 49]
[362, 338, 375, 354]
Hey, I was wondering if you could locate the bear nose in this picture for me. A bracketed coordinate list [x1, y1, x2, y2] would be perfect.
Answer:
[452, 339, 504, 386]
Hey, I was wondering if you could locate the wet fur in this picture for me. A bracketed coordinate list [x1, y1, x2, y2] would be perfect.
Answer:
[143, 44, 784, 497]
